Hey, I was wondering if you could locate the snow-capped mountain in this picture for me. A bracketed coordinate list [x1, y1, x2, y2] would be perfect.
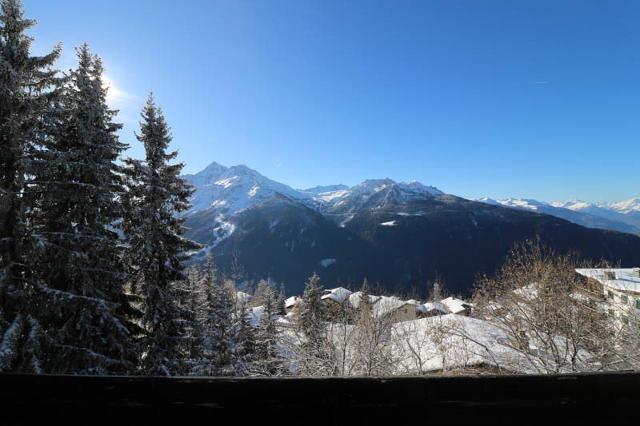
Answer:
[184, 162, 444, 220]
[183, 162, 310, 216]
[552, 198, 640, 215]
[299, 184, 350, 197]
[608, 198, 640, 214]
[476, 197, 640, 235]
[552, 199, 640, 230]
[182, 162, 640, 296]
[319, 179, 444, 225]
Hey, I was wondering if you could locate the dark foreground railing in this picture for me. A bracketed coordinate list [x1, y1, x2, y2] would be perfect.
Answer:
[1, 372, 639, 424]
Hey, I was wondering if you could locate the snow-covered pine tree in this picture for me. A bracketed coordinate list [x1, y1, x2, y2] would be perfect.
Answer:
[182, 265, 206, 371]
[234, 298, 256, 375]
[253, 285, 284, 376]
[0, 0, 61, 373]
[277, 283, 286, 315]
[29, 44, 136, 374]
[206, 268, 237, 375]
[298, 273, 325, 345]
[120, 94, 200, 376]
[295, 273, 332, 374]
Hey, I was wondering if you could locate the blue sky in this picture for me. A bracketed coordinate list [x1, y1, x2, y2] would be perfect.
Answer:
[27, 0, 640, 202]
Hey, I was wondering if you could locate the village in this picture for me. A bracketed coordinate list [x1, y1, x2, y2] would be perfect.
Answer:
[235, 266, 640, 376]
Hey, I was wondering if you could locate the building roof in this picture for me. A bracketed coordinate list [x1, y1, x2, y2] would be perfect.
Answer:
[576, 268, 640, 294]
[321, 287, 353, 304]
[372, 296, 416, 318]
[284, 296, 300, 309]
[440, 297, 473, 315]
[417, 301, 449, 315]
[348, 291, 381, 308]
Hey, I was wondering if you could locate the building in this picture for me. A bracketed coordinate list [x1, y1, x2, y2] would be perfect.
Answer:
[348, 292, 417, 323]
[416, 301, 449, 318]
[321, 287, 353, 306]
[575, 268, 640, 326]
[440, 297, 474, 316]
[284, 296, 301, 314]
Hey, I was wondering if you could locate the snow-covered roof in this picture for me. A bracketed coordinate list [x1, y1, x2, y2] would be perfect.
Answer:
[372, 296, 416, 318]
[348, 291, 380, 309]
[285, 296, 300, 309]
[440, 297, 473, 314]
[392, 315, 532, 373]
[576, 268, 640, 294]
[417, 301, 449, 315]
[321, 287, 353, 304]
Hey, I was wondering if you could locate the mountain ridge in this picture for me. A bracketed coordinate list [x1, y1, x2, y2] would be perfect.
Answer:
[182, 161, 640, 295]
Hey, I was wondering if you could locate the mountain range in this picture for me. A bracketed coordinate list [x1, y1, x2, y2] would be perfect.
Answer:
[476, 197, 640, 234]
[183, 162, 640, 296]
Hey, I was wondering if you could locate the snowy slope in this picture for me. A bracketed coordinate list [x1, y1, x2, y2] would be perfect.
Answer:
[553, 199, 640, 230]
[183, 162, 311, 215]
[477, 197, 640, 235]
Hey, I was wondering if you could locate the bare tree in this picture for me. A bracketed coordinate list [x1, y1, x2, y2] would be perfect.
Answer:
[471, 240, 616, 374]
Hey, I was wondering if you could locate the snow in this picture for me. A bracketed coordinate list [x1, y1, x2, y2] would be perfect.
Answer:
[210, 215, 235, 247]
[248, 185, 259, 197]
[417, 301, 449, 315]
[392, 314, 528, 373]
[183, 162, 312, 215]
[440, 297, 473, 315]
[476, 197, 548, 211]
[380, 220, 397, 227]
[339, 214, 354, 227]
[576, 268, 640, 293]
[348, 291, 380, 309]
[608, 198, 640, 214]
[321, 287, 353, 304]
[319, 258, 336, 268]
[285, 296, 300, 310]
[249, 306, 265, 327]
[235, 291, 252, 305]
[316, 189, 350, 202]
[215, 176, 239, 189]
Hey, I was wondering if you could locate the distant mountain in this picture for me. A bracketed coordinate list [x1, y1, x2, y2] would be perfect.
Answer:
[476, 197, 640, 235]
[299, 184, 350, 196]
[552, 199, 640, 231]
[183, 161, 310, 215]
[183, 162, 640, 296]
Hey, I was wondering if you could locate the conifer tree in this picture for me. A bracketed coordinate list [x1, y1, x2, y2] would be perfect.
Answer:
[206, 272, 237, 375]
[183, 266, 205, 363]
[253, 285, 284, 375]
[0, 0, 60, 373]
[29, 44, 135, 374]
[298, 273, 325, 344]
[234, 298, 256, 374]
[277, 283, 286, 315]
[120, 94, 199, 375]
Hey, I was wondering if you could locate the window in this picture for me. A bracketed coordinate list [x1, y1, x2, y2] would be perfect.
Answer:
[636, 299, 640, 310]
[621, 295, 629, 304]
[607, 291, 615, 300]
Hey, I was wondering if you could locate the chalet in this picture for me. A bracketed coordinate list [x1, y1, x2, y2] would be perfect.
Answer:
[321, 287, 353, 306]
[347, 292, 416, 322]
[440, 297, 474, 316]
[284, 296, 301, 315]
[575, 268, 640, 326]
[416, 301, 449, 318]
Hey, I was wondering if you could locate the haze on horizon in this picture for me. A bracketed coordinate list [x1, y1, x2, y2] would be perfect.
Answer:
[28, 0, 640, 203]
